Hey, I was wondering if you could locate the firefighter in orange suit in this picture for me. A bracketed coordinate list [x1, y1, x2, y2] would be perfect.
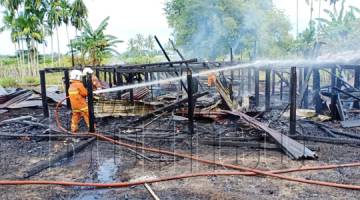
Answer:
[83, 67, 102, 90]
[207, 72, 217, 87]
[69, 70, 89, 133]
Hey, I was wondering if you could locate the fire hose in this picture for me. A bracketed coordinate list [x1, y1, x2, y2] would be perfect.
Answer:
[0, 98, 360, 190]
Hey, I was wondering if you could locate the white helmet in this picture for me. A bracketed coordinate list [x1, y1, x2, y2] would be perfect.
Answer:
[70, 70, 83, 81]
[83, 67, 94, 75]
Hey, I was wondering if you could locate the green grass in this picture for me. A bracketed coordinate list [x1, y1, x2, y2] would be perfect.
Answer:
[0, 77, 19, 88]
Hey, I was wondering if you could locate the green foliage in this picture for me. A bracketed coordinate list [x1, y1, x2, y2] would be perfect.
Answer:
[121, 34, 161, 64]
[165, 0, 293, 60]
[0, 77, 18, 88]
[71, 17, 123, 66]
[23, 76, 40, 85]
[316, 0, 360, 51]
[292, 21, 317, 57]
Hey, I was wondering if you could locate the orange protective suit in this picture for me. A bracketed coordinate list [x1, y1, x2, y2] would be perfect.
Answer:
[208, 73, 217, 87]
[68, 80, 89, 133]
[92, 75, 103, 90]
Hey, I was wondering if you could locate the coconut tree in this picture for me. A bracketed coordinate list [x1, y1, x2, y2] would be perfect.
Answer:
[60, 0, 71, 44]
[47, 0, 63, 66]
[70, 0, 88, 35]
[71, 17, 123, 66]
[0, 10, 22, 74]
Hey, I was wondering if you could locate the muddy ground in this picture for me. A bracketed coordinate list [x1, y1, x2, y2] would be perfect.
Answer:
[1, 104, 360, 200]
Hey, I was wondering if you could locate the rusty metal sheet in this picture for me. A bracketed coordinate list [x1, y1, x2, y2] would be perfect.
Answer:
[8, 100, 43, 109]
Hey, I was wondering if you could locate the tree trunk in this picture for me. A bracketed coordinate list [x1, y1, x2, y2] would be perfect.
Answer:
[13, 43, 21, 77]
[51, 34, 54, 67]
[56, 26, 61, 67]
[20, 40, 26, 69]
[66, 24, 70, 45]
[36, 43, 40, 75]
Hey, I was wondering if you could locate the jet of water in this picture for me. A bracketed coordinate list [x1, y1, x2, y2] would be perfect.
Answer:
[94, 51, 360, 94]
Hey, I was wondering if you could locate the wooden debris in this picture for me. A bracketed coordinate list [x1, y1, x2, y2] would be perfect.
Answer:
[0, 116, 36, 124]
[7, 100, 42, 109]
[0, 90, 33, 109]
[94, 99, 155, 118]
[22, 138, 96, 178]
[144, 183, 160, 200]
[132, 91, 209, 125]
[341, 119, 360, 128]
[224, 111, 317, 160]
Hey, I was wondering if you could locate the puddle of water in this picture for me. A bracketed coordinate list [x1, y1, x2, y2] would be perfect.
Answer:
[73, 158, 119, 200]
[97, 159, 117, 183]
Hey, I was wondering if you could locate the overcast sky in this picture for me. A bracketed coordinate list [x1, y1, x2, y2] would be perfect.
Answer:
[0, 0, 359, 55]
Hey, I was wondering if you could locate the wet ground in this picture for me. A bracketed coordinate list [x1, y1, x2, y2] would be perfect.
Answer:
[1, 104, 360, 199]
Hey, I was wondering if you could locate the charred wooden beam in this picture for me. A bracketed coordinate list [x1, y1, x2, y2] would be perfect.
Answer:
[131, 91, 208, 125]
[187, 70, 195, 135]
[87, 74, 96, 133]
[313, 69, 322, 114]
[255, 68, 260, 106]
[265, 69, 271, 111]
[224, 111, 317, 160]
[154, 35, 188, 93]
[64, 70, 71, 109]
[354, 67, 360, 108]
[248, 68, 252, 92]
[40, 70, 49, 118]
[22, 138, 95, 178]
[333, 87, 360, 101]
[280, 72, 284, 100]
[300, 68, 310, 108]
[289, 67, 297, 135]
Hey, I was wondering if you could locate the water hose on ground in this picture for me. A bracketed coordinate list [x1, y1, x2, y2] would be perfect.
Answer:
[0, 98, 360, 190]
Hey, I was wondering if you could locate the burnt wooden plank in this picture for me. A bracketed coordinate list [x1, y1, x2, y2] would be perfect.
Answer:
[224, 111, 317, 160]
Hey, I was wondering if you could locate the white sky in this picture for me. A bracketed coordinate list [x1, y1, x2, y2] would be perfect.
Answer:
[0, 0, 359, 55]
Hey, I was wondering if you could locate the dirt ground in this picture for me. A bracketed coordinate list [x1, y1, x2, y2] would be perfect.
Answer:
[1, 105, 360, 200]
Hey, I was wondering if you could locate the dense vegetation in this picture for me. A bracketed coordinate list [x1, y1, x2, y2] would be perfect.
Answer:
[165, 0, 293, 60]
[0, 0, 359, 87]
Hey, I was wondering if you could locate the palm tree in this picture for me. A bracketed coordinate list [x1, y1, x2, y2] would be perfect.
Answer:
[70, 0, 88, 35]
[72, 17, 123, 66]
[47, 0, 63, 66]
[60, 0, 71, 44]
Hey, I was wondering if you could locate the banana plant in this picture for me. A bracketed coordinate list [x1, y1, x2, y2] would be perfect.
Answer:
[71, 17, 123, 66]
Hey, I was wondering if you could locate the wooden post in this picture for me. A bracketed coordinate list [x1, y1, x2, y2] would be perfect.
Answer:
[303, 68, 309, 108]
[290, 67, 297, 135]
[108, 71, 112, 88]
[354, 67, 360, 108]
[64, 70, 71, 109]
[330, 67, 337, 119]
[313, 69, 322, 114]
[95, 68, 100, 79]
[129, 73, 134, 103]
[104, 70, 107, 82]
[187, 69, 194, 135]
[255, 68, 259, 106]
[116, 72, 123, 99]
[280, 72, 283, 101]
[247, 68, 252, 92]
[112, 68, 117, 85]
[271, 70, 275, 95]
[331, 67, 337, 92]
[40, 70, 49, 118]
[265, 68, 271, 111]
[298, 68, 303, 94]
[86, 74, 96, 133]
